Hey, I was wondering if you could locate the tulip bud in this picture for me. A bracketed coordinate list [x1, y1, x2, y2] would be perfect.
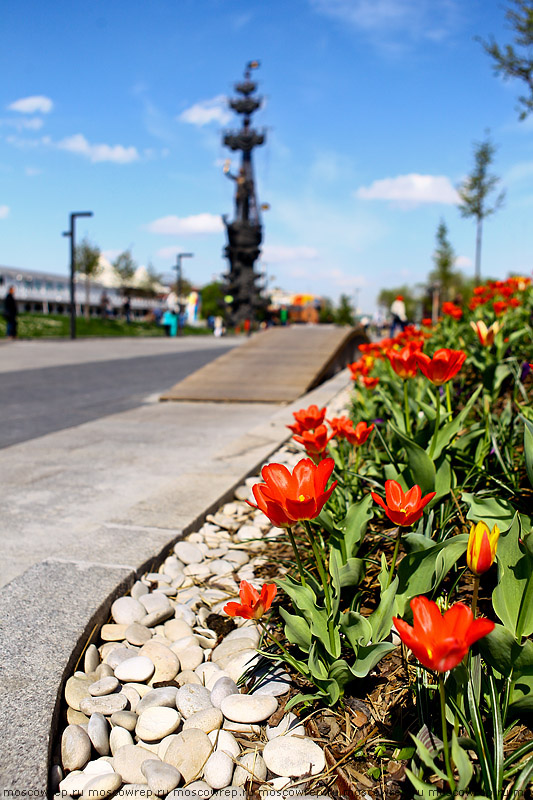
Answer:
[467, 521, 500, 576]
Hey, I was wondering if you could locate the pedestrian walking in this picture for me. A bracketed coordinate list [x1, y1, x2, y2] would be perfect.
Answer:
[123, 297, 131, 323]
[390, 295, 407, 336]
[3, 286, 17, 340]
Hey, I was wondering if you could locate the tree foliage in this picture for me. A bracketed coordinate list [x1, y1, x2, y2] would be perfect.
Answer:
[318, 297, 336, 324]
[200, 281, 225, 319]
[428, 220, 463, 301]
[75, 238, 101, 320]
[335, 294, 355, 326]
[113, 250, 137, 288]
[75, 238, 101, 279]
[458, 135, 505, 284]
[479, 0, 533, 120]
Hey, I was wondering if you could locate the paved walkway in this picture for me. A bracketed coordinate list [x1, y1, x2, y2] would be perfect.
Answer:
[0, 333, 352, 791]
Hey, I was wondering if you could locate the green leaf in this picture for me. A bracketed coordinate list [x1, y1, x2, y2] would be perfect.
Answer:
[521, 415, 533, 489]
[279, 607, 311, 651]
[411, 735, 448, 781]
[403, 532, 436, 552]
[489, 672, 504, 796]
[451, 733, 473, 792]
[513, 638, 533, 677]
[405, 768, 447, 800]
[338, 494, 374, 558]
[433, 385, 483, 459]
[511, 755, 533, 799]
[390, 422, 436, 495]
[369, 576, 398, 642]
[340, 610, 372, 650]
[476, 624, 517, 678]
[510, 674, 533, 712]
[434, 455, 453, 501]
[394, 535, 468, 617]
[337, 557, 364, 588]
[461, 492, 516, 533]
[492, 514, 533, 638]
[351, 641, 396, 678]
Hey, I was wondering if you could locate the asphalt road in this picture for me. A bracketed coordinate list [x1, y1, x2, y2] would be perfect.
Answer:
[0, 343, 233, 449]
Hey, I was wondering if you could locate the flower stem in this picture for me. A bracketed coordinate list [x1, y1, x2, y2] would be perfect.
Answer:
[445, 382, 453, 422]
[303, 520, 331, 615]
[439, 674, 455, 792]
[403, 380, 412, 435]
[286, 525, 306, 587]
[429, 387, 441, 459]
[471, 576, 480, 619]
[387, 527, 401, 588]
[257, 619, 291, 658]
[303, 519, 336, 653]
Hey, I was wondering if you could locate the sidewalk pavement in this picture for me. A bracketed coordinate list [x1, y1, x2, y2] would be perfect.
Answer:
[0, 359, 352, 791]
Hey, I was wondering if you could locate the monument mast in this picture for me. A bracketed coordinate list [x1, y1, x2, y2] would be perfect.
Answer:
[222, 61, 266, 327]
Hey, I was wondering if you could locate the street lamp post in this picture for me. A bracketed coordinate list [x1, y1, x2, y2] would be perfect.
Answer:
[63, 211, 93, 340]
[174, 252, 193, 336]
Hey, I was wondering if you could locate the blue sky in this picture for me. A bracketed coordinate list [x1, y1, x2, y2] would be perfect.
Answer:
[1, 0, 532, 312]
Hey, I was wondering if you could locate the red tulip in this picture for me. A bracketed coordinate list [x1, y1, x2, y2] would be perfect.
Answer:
[293, 424, 332, 458]
[249, 457, 337, 527]
[371, 479, 436, 527]
[387, 345, 420, 380]
[441, 302, 463, 320]
[393, 596, 494, 672]
[361, 376, 379, 389]
[348, 359, 371, 379]
[493, 300, 508, 316]
[415, 348, 466, 385]
[421, 318, 433, 327]
[291, 404, 326, 432]
[224, 580, 277, 620]
[328, 417, 374, 445]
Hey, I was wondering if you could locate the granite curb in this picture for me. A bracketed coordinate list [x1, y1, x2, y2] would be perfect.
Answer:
[0, 369, 352, 794]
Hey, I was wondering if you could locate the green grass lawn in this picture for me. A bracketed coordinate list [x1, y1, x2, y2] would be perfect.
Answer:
[0, 313, 212, 339]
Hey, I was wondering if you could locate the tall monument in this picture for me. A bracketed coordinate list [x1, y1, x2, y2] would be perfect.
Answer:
[222, 61, 267, 327]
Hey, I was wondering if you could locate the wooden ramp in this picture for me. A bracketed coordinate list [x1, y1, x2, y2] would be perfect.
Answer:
[160, 326, 366, 403]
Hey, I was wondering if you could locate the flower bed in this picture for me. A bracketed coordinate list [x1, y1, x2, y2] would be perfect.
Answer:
[53, 275, 533, 799]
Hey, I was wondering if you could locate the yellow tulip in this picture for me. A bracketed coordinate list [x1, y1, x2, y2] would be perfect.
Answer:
[467, 521, 500, 576]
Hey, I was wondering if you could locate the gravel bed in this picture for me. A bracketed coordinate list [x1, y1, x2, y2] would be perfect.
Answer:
[52, 389, 351, 799]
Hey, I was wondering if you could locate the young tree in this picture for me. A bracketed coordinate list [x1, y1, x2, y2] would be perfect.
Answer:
[318, 297, 335, 324]
[200, 281, 224, 319]
[335, 294, 355, 326]
[112, 250, 137, 290]
[479, 0, 533, 121]
[457, 135, 505, 285]
[429, 220, 462, 301]
[75, 238, 101, 320]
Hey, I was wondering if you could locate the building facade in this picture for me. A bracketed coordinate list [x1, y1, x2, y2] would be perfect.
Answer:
[0, 265, 161, 318]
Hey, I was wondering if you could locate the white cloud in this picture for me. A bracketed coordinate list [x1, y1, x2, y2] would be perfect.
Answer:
[0, 116, 44, 131]
[8, 95, 53, 114]
[455, 255, 472, 268]
[262, 245, 319, 263]
[356, 174, 460, 206]
[309, 0, 459, 44]
[57, 134, 139, 164]
[0, 205, 10, 219]
[179, 95, 232, 127]
[24, 166, 42, 176]
[147, 213, 224, 235]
